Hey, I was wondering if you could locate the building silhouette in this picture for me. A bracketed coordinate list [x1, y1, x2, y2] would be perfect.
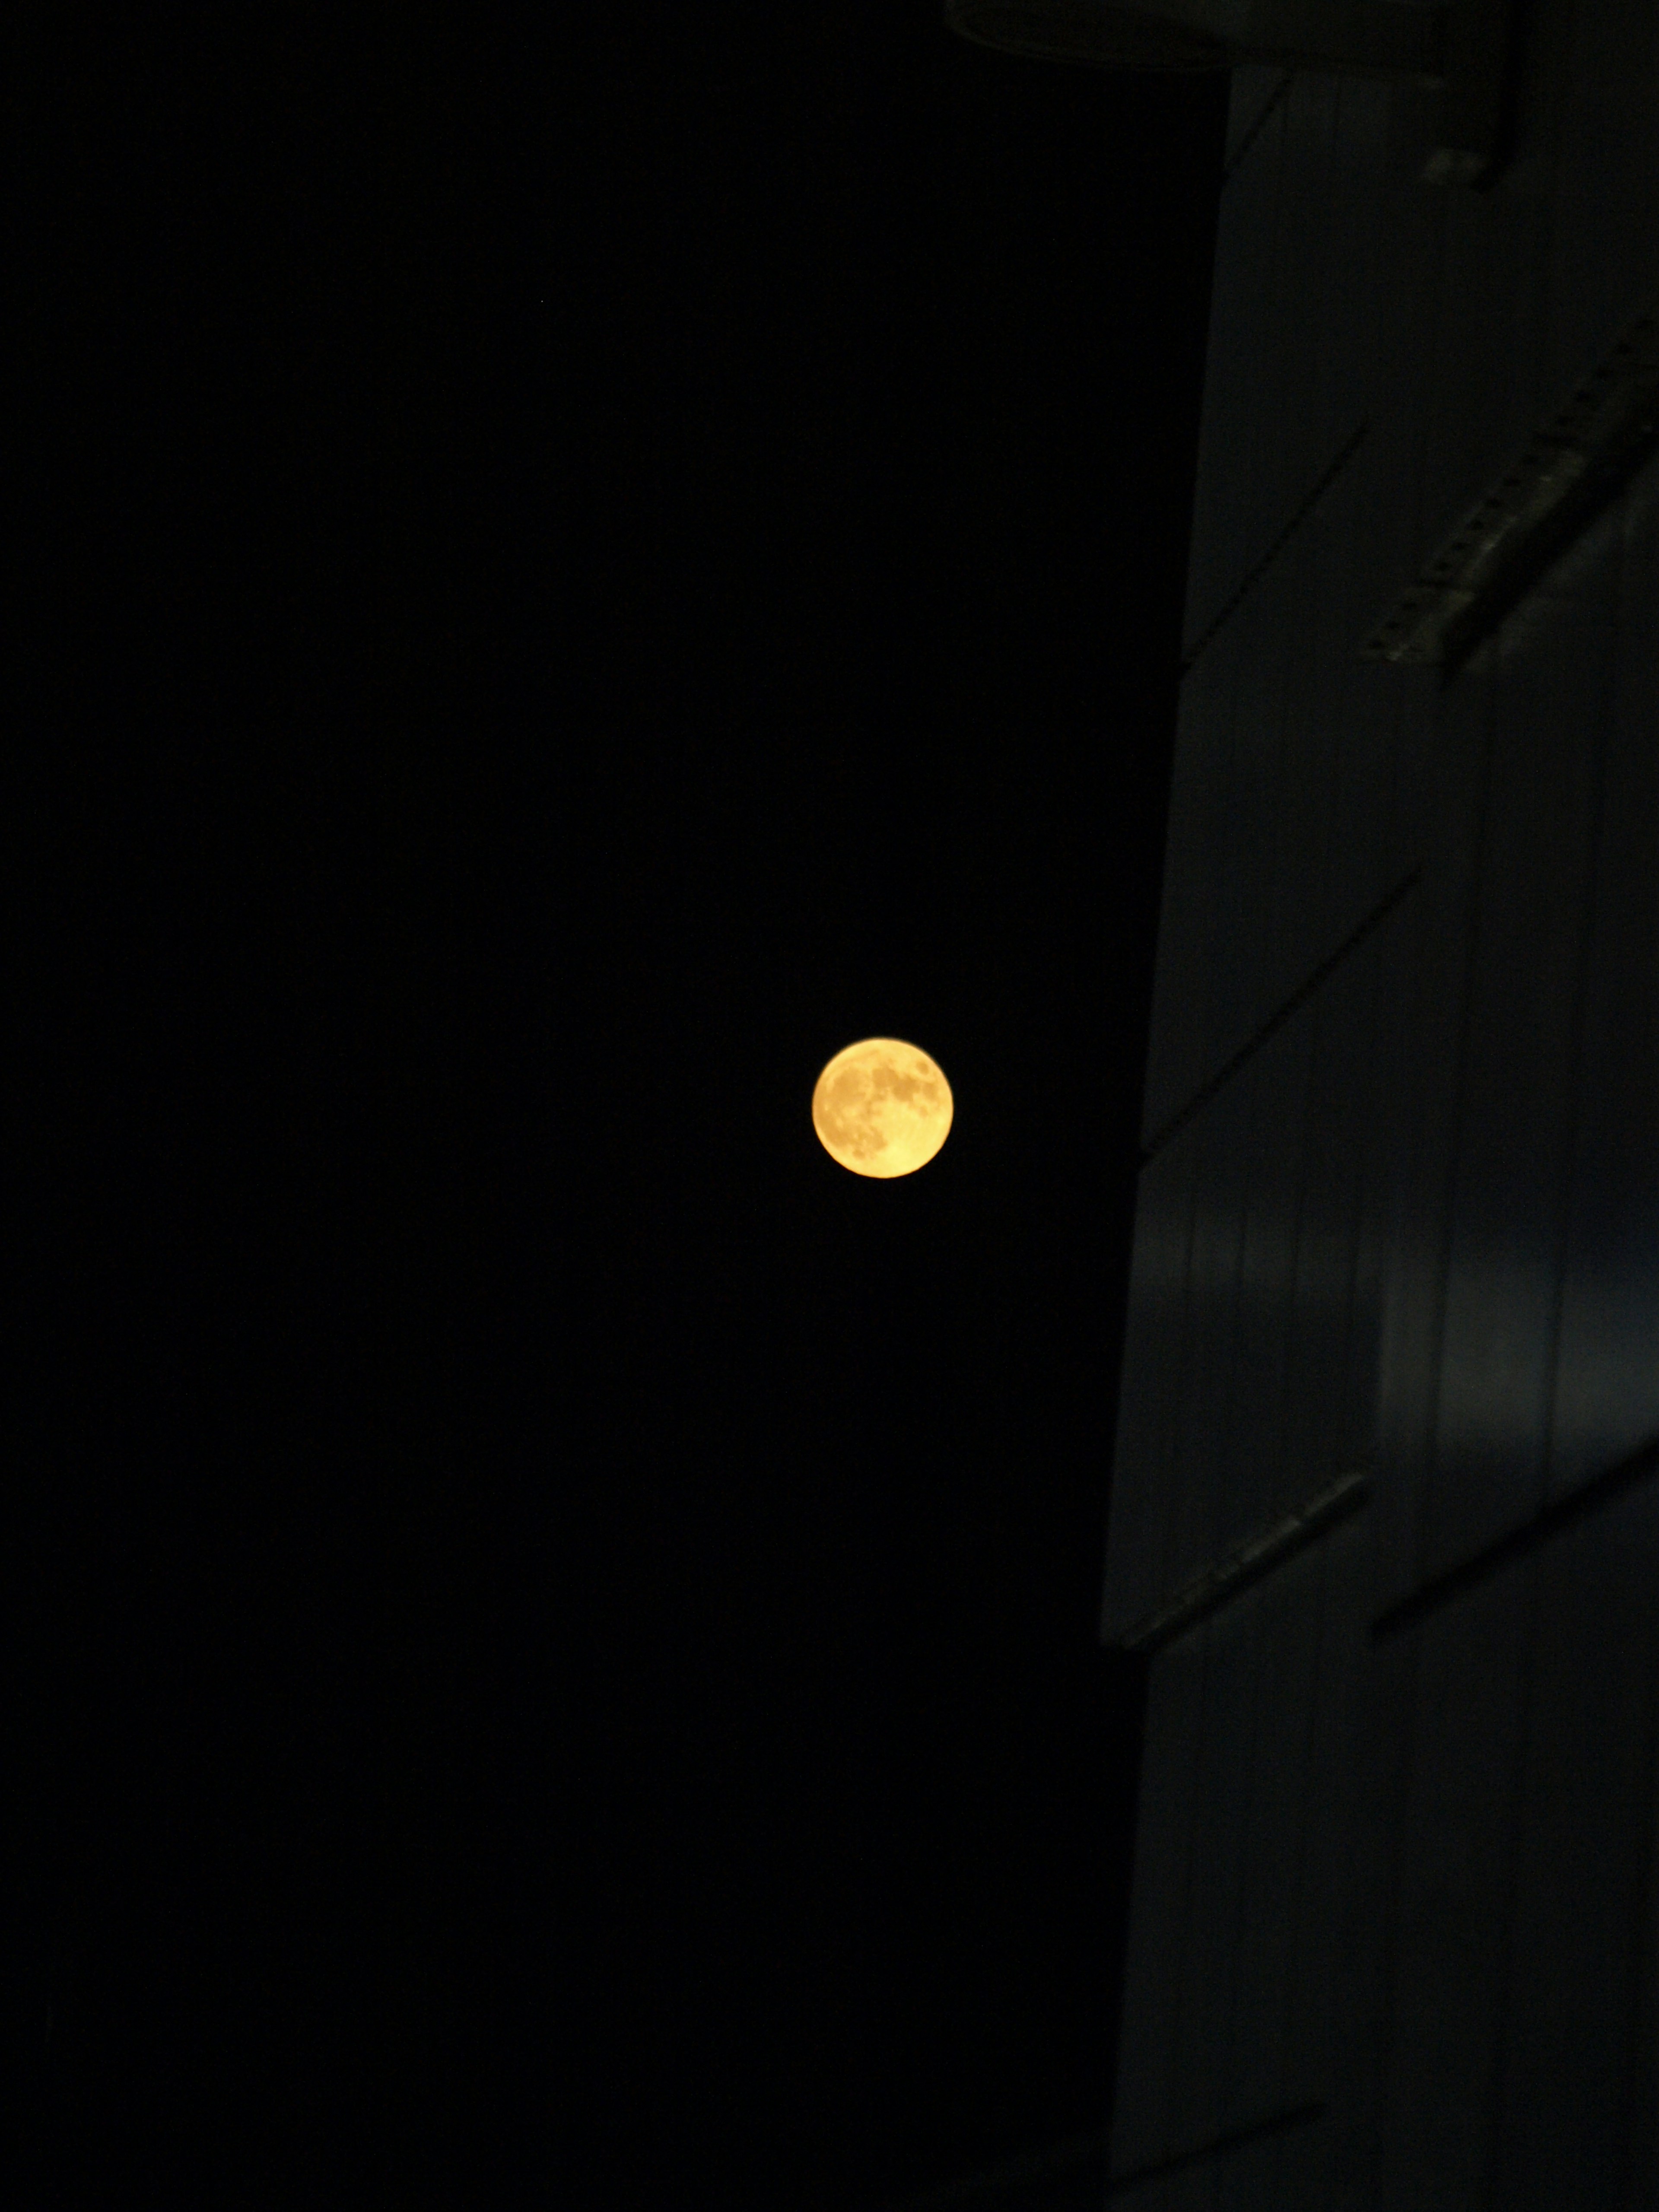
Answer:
[1095, 13, 1659, 2209]
[960, 1, 1659, 2203]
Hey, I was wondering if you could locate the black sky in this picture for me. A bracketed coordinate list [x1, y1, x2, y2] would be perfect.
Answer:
[19, 7, 1228, 2206]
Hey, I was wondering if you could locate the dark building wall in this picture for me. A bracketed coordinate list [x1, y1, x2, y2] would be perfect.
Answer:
[1101, 12, 1659, 2206]
[872, 2127, 1107, 2211]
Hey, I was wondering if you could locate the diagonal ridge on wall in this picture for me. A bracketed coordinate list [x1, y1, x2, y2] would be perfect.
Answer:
[1224, 68, 1294, 181]
[1141, 864, 1421, 1165]
[1111, 1470, 1369, 1653]
[1371, 1430, 1659, 1642]
[1181, 419, 1371, 676]
[1107, 2101, 1327, 2197]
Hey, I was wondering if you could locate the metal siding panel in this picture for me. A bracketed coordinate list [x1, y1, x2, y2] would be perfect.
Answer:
[1496, 0, 1583, 207]
[1176, 70, 1389, 1069]
[1373, 73, 1451, 592]
[1309, 443, 1417, 961]
[1187, 96, 1281, 656]
[1347, 120, 1445, 648]
[1145, 631, 1242, 1147]
[1163, 1058, 1257, 1602]
[1179, 305, 1234, 678]
[1229, 549, 1289, 1044]
[1412, 178, 1553, 616]
[1204, 591, 1278, 1080]
[1234, 73, 1294, 598]
[1319, 75, 1390, 456]
[1258, 2120, 1333, 2212]
[1224, 65, 1289, 175]
[1630, 1689, 1659, 2212]
[1211, 1557, 1327, 2139]
[1324, 1629, 1417, 2212]
[1426, 600, 1613, 1576]
[1317, 74, 1442, 998]
[1110, 1638, 1209, 2180]
[1305, 74, 1370, 475]
[1212, 2117, 1331, 2212]
[1377, 655, 1435, 899]
[1540, 0, 1659, 407]
[1373, 1573, 1531, 2212]
[1278, 75, 1341, 493]
[1291, 468, 1369, 989]
[1260, 518, 1324, 1021]
[1488, 1484, 1659, 2209]
[1103, 1136, 1201, 1640]
[1162, 75, 1400, 1112]
[1281, 971, 1362, 1504]
[1370, 674, 1492, 1617]
[1341, 909, 1408, 1480]
[1225, 1005, 1313, 1542]
[1280, 1516, 1373, 2117]
[1117, 2177, 1212, 2212]
[1170, 1614, 1257, 2155]
[1189, 74, 1290, 657]
[1211, 2135, 1279, 2212]
[1549, 459, 1659, 1499]
[1112, 0, 1659, 2198]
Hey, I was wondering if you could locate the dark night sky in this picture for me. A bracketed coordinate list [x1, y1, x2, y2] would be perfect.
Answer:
[18, 7, 1228, 2206]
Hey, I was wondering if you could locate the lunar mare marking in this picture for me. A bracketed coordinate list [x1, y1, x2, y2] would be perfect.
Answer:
[811, 1037, 953, 1178]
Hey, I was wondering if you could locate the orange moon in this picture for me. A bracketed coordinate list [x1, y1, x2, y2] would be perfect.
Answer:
[811, 1037, 953, 1179]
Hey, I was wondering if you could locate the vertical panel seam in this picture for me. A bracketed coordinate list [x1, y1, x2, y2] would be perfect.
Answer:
[1272, 968, 1325, 1502]
[1373, 166, 1475, 2180]
[1539, 608, 1618, 1504]
[1477, 1555, 1542, 2209]
[1163, 1627, 1214, 2164]
[1615, 1595, 1659, 2209]
[1155, 1138, 1206, 1609]
[1411, 668, 1495, 1592]
[1282, 1503, 1334, 2113]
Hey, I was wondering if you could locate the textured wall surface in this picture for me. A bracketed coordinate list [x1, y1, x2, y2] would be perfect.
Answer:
[1100, 7, 1659, 2203]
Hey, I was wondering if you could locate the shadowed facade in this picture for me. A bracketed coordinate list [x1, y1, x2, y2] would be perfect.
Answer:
[1089, 6, 1659, 2206]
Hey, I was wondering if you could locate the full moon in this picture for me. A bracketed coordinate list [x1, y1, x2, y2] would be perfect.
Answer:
[811, 1037, 953, 1179]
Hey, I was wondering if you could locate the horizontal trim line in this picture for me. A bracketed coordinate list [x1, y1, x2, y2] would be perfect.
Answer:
[1140, 866, 1421, 1165]
[1111, 1471, 1370, 1653]
[1108, 2102, 1326, 2197]
[1361, 303, 1659, 674]
[1182, 420, 1370, 676]
[1371, 1429, 1659, 1641]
